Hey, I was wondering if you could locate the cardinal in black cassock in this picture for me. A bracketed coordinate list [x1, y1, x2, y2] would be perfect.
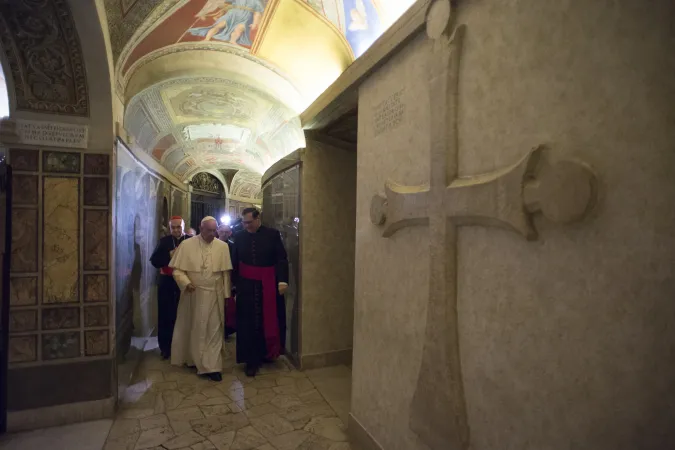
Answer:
[150, 216, 191, 359]
[231, 208, 289, 377]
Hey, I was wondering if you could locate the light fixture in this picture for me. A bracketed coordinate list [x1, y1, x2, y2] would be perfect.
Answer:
[220, 215, 231, 225]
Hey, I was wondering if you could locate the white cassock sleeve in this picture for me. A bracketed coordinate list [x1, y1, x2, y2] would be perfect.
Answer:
[173, 269, 192, 291]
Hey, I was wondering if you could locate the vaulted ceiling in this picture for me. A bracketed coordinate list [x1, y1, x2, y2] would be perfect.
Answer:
[106, 0, 414, 199]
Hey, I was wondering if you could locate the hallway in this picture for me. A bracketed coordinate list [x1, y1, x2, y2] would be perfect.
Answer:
[0, 338, 352, 450]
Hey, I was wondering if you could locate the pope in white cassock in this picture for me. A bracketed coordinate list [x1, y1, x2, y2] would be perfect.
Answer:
[169, 216, 232, 381]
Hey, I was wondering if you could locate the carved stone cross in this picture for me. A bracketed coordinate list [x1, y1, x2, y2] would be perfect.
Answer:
[369, 1, 598, 449]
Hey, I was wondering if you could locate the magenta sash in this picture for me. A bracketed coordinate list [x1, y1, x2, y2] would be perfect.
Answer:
[239, 262, 279, 360]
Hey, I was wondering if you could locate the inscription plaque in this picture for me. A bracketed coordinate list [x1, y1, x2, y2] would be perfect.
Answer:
[15, 120, 88, 149]
[374, 89, 406, 136]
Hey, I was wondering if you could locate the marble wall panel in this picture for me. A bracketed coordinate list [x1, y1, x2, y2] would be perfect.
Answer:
[9, 336, 37, 363]
[42, 307, 80, 330]
[10, 277, 37, 306]
[10, 149, 39, 171]
[42, 332, 80, 360]
[84, 210, 108, 270]
[84, 154, 109, 175]
[84, 306, 108, 327]
[43, 152, 80, 174]
[11, 208, 38, 273]
[83, 178, 109, 206]
[84, 275, 108, 303]
[12, 175, 38, 205]
[85, 330, 108, 356]
[43, 177, 79, 304]
[9, 309, 37, 333]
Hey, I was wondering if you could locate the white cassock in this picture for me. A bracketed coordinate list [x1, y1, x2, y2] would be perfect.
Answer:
[169, 235, 232, 374]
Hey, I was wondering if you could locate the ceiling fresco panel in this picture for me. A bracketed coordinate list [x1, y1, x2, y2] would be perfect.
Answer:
[0, 0, 89, 116]
[163, 148, 188, 172]
[122, 0, 270, 76]
[151, 133, 177, 161]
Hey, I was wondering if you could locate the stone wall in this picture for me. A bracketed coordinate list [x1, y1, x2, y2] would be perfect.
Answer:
[7, 148, 113, 413]
[351, 1, 675, 449]
[300, 139, 356, 369]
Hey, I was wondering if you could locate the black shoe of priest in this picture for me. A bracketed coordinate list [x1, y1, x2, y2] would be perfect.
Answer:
[245, 364, 258, 377]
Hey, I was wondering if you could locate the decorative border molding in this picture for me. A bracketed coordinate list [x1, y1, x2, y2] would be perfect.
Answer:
[0, 0, 89, 116]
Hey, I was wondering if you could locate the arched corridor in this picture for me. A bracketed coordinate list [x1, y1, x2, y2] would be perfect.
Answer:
[2, 1, 675, 450]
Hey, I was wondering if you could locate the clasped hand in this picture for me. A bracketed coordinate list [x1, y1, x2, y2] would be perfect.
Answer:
[185, 283, 197, 293]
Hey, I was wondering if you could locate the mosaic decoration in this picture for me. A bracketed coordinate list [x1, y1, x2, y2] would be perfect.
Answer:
[43, 177, 80, 304]
[84, 275, 108, 303]
[10, 149, 39, 171]
[84, 210, 109, 271]
[0, 0, 89, 115]
[10, 277, 38, 306]
[9, 336, 37, 363]
[191, 171, 224, 194]
[11, 208, 38, 273]
[7, 149, 112, 366]
[84, 306, 109, 327]
[43, 151, 81, 173]
[12, 175, 38, 205]
[84, 154, 110, 175]
[85, 330, 109, 356]
[42, 307, 80, 330]
[83, 178, 110, 206]
[9, 310, 37, 333]
[42, 331, 80, 360]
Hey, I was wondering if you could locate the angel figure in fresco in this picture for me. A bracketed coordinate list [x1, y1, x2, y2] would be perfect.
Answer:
[188, 0, 266, 47]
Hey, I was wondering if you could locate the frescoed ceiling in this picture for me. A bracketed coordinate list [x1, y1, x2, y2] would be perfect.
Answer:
[111, 0, 415, 201]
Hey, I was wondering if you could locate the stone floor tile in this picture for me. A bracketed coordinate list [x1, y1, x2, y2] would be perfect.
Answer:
[108, 418, 141, 439]
[191, 440, 217, 450]
[267, 430, 312, 450]
[167, 406, 205, 422]
[303, 417, 347, 442]
[250, 412, 295, 438]
[134, 425, 174, 449]
[206, 430, 235, 450]
[163, 430, 206, 449]
[191, 412, 249, 437]
[170, 420, 194, 436]
[102, 337, 352, 450]
[230, 426, 268, 450]
[328, 443, 351, 450]
[139, 414, 169, 430]
[270, 394, 303, 409]
[200, 403, 232, 417]
[164, 390, 187, 410]
[242, 402, 280, 418]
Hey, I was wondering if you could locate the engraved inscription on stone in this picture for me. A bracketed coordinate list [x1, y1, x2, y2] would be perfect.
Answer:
[374, 89, 406, 136]
[16, 120, 88, 149]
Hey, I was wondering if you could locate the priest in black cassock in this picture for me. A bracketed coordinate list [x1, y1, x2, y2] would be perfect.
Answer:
[150, 216, 190, 359]
[231, 207, 289, 377]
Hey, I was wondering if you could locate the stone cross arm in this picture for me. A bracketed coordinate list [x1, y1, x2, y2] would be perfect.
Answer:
[370, 145, 597, 239]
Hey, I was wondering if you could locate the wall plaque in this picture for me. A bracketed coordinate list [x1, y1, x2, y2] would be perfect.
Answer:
[374, 89, 405, 136]
[15, 120, 88, 149]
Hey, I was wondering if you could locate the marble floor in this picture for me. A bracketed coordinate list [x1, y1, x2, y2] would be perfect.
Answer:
[106, 338, 352, 450]
[0, 339, 353, 450]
